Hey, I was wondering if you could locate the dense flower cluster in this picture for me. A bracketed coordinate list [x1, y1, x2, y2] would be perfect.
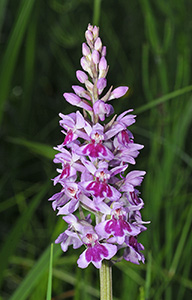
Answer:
[49, 24, 148, 269]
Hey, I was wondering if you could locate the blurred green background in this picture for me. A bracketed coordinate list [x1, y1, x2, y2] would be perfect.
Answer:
[0, 0, 192, 299]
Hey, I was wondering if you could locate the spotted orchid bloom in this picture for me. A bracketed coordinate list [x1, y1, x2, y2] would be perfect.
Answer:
[78, 123, 114, 160]
[95, 206, 141, 245]
[123, 236, 145, 264]
[77, 231, 117, 269]
[49, 24, 148, 269]
[52, 147, 84, 185]
[55, 214, 92, 252]
[59, 111, 88, 146]
[80, 160, 125, 203]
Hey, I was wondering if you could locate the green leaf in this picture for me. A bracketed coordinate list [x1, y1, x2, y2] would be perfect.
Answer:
[7, 137, 56, 159]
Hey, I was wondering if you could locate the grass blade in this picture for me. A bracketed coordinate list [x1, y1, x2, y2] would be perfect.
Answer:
[0, 182, 49, 287]
[10, 244, 62, 300]
[0, 0, 35, 124]
[145, 252, 152, 300]
[135, 85, 192, 114]
[46, 244, 53, 300]
[0, 0, 7, 33]
[169, 205, 192, 276]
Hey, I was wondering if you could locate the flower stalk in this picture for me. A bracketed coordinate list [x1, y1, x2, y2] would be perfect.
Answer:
[49, 23, 149, 299]
[100, 260, 113, 300]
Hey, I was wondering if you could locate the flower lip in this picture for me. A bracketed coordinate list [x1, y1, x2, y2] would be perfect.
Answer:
[63, 129, 73, 146]
[59, 164, 70, 179]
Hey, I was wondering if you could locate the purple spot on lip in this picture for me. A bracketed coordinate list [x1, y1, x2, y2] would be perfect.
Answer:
[82, 142, 107, 158]
[105, 218, 131, 237]
[121, 130, 132, 144]
[130, 191, 141, 205]
[129, 236, 138, 250]
[86, 181, 112, 198]
[60, 164, 70, 179]
[85, 243, 108, 263]
[63, 130, 73, 145]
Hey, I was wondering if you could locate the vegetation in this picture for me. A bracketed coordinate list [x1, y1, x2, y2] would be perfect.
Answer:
[0, 0, 192, 299]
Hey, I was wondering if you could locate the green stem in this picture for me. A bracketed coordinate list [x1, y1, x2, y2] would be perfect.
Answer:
[99, 260, 113, 300]
[93, 0, 102, 26]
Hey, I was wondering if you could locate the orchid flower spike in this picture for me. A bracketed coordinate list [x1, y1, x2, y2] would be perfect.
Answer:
[49, 23, 148, 269]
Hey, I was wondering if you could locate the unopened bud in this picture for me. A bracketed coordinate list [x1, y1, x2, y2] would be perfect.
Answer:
[101, 46, 106, 57]
[72, 85, 91, 100]
[80, 57, 90, 72]
[94, 37, 102, 52]
[82, 43, 91, 57]
[97, 78, 107, 95]
[99, 57, 107, 71]
[85, 30, 93, 46]
[63, 93, 81, 105]
[93, 26, 99, 39]
[109, 86, 129, 100]
[88, 24, 93, 31]
[76, 70, 88, 83]
[99, 57, 108, 78]
[92, 50, 100, 64]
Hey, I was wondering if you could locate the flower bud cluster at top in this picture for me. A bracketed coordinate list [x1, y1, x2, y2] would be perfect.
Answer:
[49, 24, 149, 269]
